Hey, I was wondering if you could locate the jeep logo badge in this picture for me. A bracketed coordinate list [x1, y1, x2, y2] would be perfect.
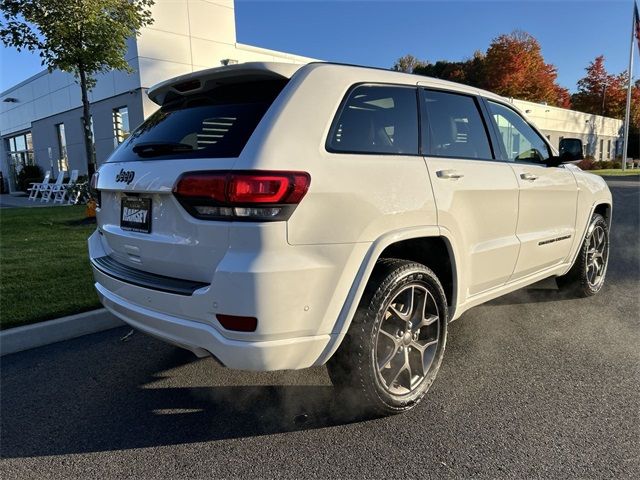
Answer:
[115, 169, 135, 185]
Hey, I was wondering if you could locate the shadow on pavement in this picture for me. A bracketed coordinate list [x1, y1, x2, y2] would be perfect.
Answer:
[1, 338, 375, 458]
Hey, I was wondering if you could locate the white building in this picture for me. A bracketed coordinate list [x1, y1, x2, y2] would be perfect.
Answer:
[512, 99, 623, 161]
[0, 0, 624, 193]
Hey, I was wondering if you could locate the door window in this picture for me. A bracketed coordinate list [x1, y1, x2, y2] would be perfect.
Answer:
[327, 85, 419, 155]
[487, 101, 550, 164]
[420, 90, 493, 160]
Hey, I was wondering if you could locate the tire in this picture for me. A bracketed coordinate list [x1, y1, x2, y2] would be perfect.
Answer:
[327, 258, 448, 415]
[556, 213, 609, 297]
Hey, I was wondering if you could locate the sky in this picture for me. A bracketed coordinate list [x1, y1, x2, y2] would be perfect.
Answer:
[0, 0, 636, 92]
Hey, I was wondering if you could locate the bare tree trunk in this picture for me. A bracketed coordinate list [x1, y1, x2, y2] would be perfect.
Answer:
[78, 65, 96, 176]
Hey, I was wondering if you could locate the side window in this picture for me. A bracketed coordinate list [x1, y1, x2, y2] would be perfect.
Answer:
[487, 101, 551, 164]
[421, 90, 493, 160]
[328, 85, 418, 155]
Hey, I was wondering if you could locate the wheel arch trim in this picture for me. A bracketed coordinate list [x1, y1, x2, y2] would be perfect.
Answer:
[314, 225, 460, 366]
[565, 201, 612, 272]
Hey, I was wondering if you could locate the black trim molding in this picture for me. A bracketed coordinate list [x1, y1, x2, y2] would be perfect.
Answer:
[92, 255, 209, 296]
[538, 234, 572, 246]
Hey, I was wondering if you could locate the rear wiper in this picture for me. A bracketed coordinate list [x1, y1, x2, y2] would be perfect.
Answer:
[132, 142, 194, 157]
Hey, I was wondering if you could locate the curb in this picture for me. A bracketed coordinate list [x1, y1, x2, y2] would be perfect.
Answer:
[0, 309, 124, 356]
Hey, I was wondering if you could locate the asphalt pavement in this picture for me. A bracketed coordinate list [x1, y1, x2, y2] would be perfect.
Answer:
[1, 179, 638, 479]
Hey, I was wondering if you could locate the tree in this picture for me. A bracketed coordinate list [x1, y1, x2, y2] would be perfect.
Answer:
[631, 80, 640, 128]
[625, 80, 640, 159]
[395, 50, 480, 87]
[393, 31, 570, 108]
[554, 85, 572, 109]
[414, 59, 470, 84]
[392, 54, 428, 73]
[571, 56, 627, 119]
[571, 57, 640, 159]
[0, 0, 154, 175]
[482, 31, 568, 106]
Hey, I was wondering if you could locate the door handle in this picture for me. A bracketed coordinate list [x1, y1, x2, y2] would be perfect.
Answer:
[520, 172, 539, 181]
[436, 169, 464, 179]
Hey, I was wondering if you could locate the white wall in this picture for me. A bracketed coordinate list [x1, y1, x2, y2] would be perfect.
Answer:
[1, 39, 140, 137]
[136, 0, 316, 119]
[512, 99, 623, 159]
[513, 99, 623, 138]
[1, 0, 316, 136]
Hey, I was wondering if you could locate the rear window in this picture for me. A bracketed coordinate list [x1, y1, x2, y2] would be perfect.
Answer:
[327, 85, 419, 155]
[107, 80, 287, 162]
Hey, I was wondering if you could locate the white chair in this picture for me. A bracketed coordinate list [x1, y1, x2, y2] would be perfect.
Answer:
[40, 170, 65, 202]
[53, 169, 79, 204]
[27, 171, 51, 201]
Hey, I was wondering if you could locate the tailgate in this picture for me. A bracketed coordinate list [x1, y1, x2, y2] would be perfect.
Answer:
[96, 159, 235, 283]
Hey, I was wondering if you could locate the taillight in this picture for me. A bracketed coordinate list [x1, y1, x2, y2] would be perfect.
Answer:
[173, 170, 311, 221]
[90, 172, 101, 207]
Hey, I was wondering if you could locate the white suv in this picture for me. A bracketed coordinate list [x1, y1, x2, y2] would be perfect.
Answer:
[89, 62, 612, 414]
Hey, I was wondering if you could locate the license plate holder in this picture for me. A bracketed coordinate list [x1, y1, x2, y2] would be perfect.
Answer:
[121, 197, 152, 233]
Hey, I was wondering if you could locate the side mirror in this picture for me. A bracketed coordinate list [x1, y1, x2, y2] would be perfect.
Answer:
[545, 155, 565, 168]
[545, 151, 581, 168]
[558, 138, 584, 162]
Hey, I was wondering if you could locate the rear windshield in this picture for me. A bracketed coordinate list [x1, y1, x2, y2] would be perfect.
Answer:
[107, 79, 287, 162]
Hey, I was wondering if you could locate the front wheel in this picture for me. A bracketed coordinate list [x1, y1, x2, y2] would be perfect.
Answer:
[327, 259, 448, 415]
[556, 213, 609, 297]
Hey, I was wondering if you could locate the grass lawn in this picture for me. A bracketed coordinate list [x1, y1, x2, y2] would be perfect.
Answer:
[590, 169, 640, 176]
[0, 206, 100, 330]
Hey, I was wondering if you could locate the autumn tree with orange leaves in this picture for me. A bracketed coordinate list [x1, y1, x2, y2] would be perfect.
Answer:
[394, 30, 570, 108]
[571, 56, 628, 119]
[482, 31, 570, 108]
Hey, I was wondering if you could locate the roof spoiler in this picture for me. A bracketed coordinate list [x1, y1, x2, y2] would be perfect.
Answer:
[147, 62, 305, 105]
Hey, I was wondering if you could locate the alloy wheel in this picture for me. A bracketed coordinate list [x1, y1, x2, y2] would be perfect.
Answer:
[375, 284, 440, 395]
[586, 224, 608, 288]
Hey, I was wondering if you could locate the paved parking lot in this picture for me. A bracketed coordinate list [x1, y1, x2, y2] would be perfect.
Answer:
[1, 179, 638, 479]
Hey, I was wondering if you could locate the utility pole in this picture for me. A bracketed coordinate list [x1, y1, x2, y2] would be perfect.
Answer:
[622, 2, 638, 171]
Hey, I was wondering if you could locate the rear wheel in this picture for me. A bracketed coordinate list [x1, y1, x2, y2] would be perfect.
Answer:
[556, 213, 609, 297]
[327, 259, 448, 415]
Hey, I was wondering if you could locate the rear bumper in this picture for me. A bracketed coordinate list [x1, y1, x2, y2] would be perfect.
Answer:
[89, 229, 368, 370]
[96, 283, 334, 370]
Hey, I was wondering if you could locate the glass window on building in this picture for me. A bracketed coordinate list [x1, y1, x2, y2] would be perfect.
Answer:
[599, 139, 604, 161]
[113, 106, 130, 145]
[5, 131, 35, 190]
[607, 140, 611, 159]
[56, 123, 69, 173]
